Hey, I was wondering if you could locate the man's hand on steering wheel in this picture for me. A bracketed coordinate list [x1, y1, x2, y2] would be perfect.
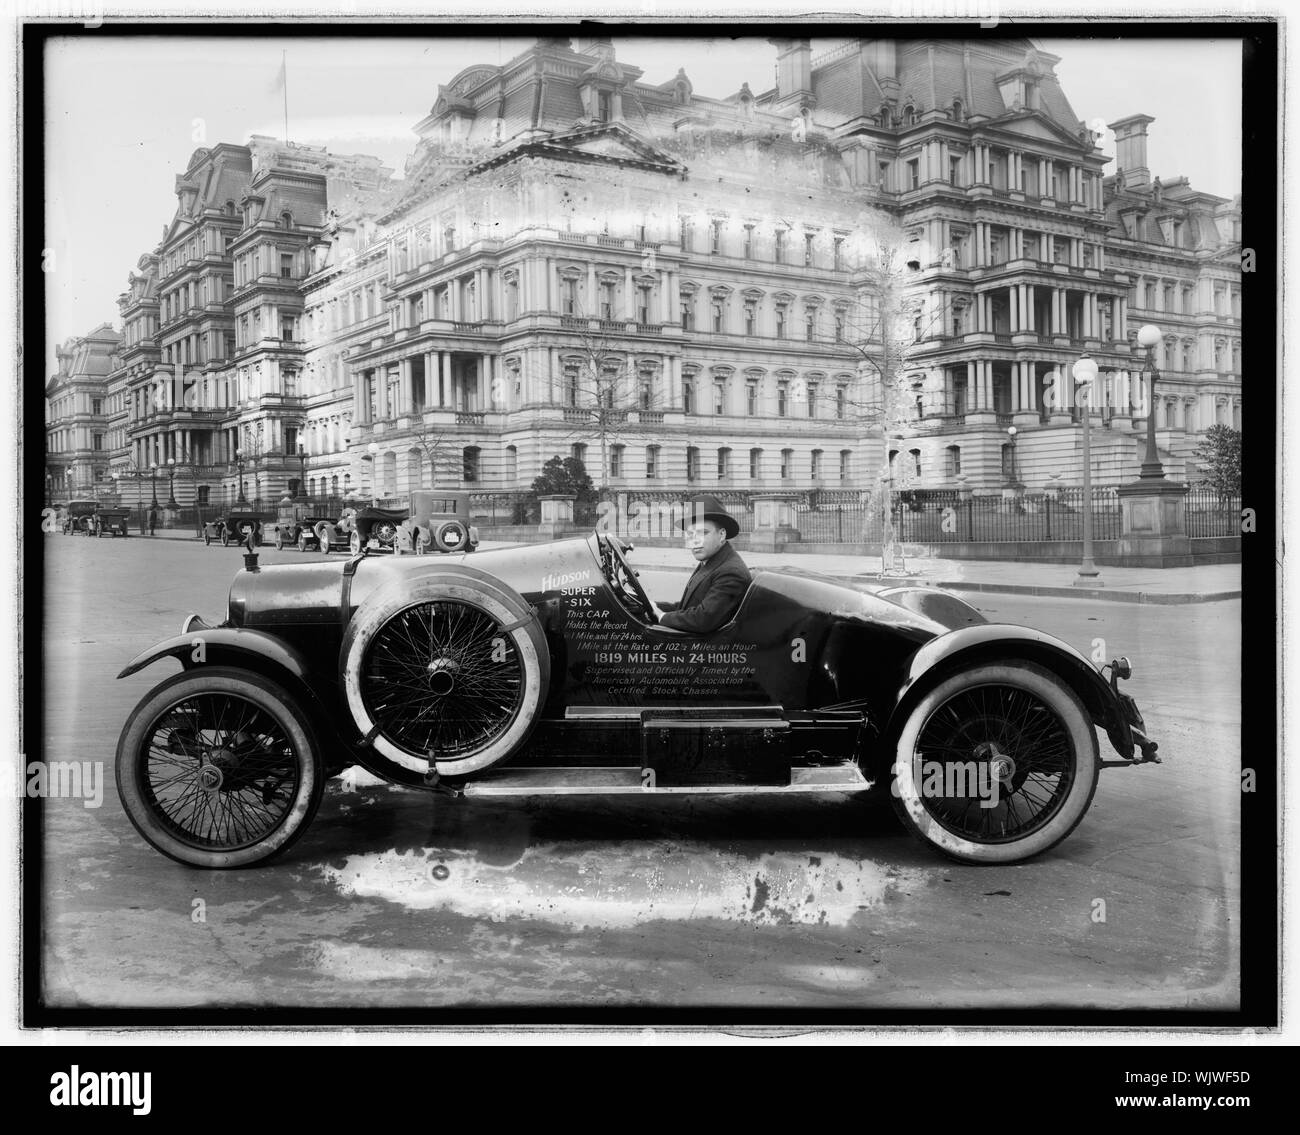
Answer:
[599, 531, 657, 624]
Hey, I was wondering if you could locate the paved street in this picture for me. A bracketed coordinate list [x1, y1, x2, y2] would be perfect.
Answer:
[38, 533, 1240, 1010]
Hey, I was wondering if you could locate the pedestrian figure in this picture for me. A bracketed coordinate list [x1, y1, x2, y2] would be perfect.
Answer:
[148, 507, 157, 536]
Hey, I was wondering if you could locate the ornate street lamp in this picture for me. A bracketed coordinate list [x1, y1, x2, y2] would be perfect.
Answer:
[297, 442, 307, 501]
[166, 456, 179, 509]
[1135, 323, 1168, 481]
[1005, 425, 1019, 484]
[149, 462, 160, 509]
[1071, 355, 1103, 586]
[235, 447, 247, 503]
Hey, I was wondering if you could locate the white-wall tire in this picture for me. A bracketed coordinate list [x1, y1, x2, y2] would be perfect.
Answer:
[339, 571, 550, 776]
[891, 661, 1100, 864]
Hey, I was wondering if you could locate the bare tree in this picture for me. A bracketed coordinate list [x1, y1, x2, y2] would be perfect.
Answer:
[834, 241, 945, 574]
[552, 303, 667, 494]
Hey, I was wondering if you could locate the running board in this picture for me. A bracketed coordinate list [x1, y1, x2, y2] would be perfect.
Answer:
[461, 764, 871, 797]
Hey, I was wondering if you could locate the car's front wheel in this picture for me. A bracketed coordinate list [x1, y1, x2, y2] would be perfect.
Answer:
[115, 668, 324, 869]
[890, 661, 1100, 865]
[298, 531, 311, 553]
[349, 530, 362, 554]
[275, 529, 285, 550]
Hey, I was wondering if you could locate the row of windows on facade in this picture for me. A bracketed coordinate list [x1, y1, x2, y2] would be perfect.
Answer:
[896, 151, 1099, 202]
[568, 442, 855, 483]
[1130, 278, 1241, 318]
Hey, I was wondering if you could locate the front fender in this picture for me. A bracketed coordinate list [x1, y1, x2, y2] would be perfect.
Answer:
[892, 624, 1135, 761]
[117, 620, 315, 682]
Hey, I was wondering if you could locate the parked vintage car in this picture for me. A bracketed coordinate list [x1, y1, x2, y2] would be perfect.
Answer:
[115, 530, 1160, 870]
[267, 506, 342, 552]
[61, 499, 100, 535]
[201, 511, 270, 547]
[303, 508, 357, 553]
[92, 506, 131, 537]
[348, 505, 409, 554]
[408, 490, 479, 554]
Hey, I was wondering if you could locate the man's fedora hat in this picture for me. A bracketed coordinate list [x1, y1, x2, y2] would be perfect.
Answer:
[678, 494, 740, 540]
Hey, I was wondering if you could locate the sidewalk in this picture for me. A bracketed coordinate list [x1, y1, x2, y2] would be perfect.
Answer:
[139, 528, 1240, 603]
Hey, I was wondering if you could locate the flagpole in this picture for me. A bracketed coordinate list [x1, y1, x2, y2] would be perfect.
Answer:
[282, 50, 289, 143]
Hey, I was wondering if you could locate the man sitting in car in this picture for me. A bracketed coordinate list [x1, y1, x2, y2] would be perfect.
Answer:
[653, 495, 750, 634]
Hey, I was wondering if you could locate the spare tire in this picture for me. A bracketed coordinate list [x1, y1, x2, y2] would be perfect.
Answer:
[433, 518, 470, 553]
[339, 568, 550, 778]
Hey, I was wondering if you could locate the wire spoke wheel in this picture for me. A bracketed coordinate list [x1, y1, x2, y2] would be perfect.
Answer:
[912, 683, 1074, 843]
[361, 599, 525, 758]
[116, 669, 323, 868]
[891, 661, 1099, 864]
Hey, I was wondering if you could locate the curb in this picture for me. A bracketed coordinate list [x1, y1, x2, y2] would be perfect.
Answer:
[928, 580, 1242, 605]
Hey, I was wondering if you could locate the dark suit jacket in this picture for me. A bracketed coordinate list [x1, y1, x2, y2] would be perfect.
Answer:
[658, 541, 751, 634]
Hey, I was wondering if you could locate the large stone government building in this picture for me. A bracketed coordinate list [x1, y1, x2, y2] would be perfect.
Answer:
[45, 35, 1241, 510]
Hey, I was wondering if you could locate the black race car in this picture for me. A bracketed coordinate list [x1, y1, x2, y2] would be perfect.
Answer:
[114, 530, 1159, 869]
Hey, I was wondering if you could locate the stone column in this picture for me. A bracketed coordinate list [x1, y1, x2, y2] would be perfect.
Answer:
[399, 358, 413, 415]
[439, 352, 451, 407]
[1026, 284, 1036, 331]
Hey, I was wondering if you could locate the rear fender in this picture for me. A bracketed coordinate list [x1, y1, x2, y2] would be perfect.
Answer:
[116, 622, 359, 774]
[879, 625, 1133, 773]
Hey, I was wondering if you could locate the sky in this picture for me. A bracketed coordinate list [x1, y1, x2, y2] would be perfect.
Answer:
[42, 32, 1243, 375]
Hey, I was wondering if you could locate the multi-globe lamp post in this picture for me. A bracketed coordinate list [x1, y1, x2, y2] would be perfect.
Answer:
[166, 456, 178, 509]
[1134, 323, 1168, 480]
[1070, 354, 1102, 586]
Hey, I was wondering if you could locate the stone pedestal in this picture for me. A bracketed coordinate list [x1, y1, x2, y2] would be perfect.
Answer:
[537, 493, 576, 539]
[1116, 478, 1193, 567]
[747, 492, 802, 551]
[999, 482, 1025, 513]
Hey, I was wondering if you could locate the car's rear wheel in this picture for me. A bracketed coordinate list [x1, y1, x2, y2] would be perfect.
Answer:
[349, 530, 362, 554]
[339, 571, 550, 779]
[115, 668, 324, 869]
[298, 531, 311, 553]
[890, 661, 1099, 865]
[275, 530, 285, 550]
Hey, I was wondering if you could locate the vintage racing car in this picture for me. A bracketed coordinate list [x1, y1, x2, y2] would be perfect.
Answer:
[114, 531, 1159, 869]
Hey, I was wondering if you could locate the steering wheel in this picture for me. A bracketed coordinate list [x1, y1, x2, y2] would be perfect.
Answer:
[598, 531, 656, 623]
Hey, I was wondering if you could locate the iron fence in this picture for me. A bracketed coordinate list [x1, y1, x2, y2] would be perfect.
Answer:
[1184, 486, 1242, 538]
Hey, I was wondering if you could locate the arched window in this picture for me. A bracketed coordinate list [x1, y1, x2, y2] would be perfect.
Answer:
[951, 99, 964, 121]
[280, 211, 293, 230]
[909, 448, 922, 477]
[462, 445, 481, 483]
[903, 104, 916, 126]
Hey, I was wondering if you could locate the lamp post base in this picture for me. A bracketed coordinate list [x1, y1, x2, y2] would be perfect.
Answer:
[1116, 478, 1193, 568]
[1073, 566, 1105, 587]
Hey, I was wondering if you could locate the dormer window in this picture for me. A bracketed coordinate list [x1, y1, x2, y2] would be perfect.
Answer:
[903, 104, 916, 126]
[598, 90, 613, 122]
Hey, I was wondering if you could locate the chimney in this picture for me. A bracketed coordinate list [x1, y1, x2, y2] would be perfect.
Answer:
[1108, 114, 1155, 188]
[770, 37, 813, 107]
[576, 36, 614, 62]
